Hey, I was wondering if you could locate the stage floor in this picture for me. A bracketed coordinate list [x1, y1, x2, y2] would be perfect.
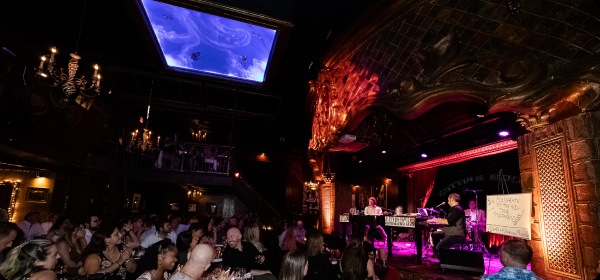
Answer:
[377, 241, 528, 279]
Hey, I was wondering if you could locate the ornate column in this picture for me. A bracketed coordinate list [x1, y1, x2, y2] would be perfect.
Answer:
[518, 112, 600, 279]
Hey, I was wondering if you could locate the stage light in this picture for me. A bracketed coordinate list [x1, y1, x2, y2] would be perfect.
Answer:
[498, 130, 510, 137]
[421, 153, 428, 158]
[381, 150, 387, 154]
[234, 172, 240, 178]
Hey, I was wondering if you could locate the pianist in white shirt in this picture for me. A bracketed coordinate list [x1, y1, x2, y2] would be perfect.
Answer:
[363, 197, 387, 244]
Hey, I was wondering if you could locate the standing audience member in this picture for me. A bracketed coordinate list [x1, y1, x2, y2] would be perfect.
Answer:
[82, 225, 137, 279]
[84, 215, 102, 244]
[340, 236, 375, 280]
[16, 212, 45, 241]
[136, 239, 178, 280]
[281, 222, 297, 252]
[0, 239, 60, 280]
[171, 243, 230, 280]
[278, 221, 288, 248]
[481, 239, 541, 279]
[222, 227, 275, 280]
[305, 232, 339, 280]
[244, 222, 267, 253]
[279, 250, 308, 280]
[294, 219, 307, 249]
[56, 223, 87, 276]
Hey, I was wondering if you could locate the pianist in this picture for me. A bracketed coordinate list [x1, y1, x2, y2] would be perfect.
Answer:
[427, 193, 466, 259]
[363, 197, 387, 244]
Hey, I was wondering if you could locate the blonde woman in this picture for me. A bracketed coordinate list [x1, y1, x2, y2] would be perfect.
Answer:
[0, 239, 60, 280]
[244, 222, 266, 253]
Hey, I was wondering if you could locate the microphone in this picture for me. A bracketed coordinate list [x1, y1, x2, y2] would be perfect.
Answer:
[434, 202, 446, 208]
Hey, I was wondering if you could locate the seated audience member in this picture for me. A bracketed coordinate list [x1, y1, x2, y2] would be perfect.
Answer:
[56, 223, 87, 276]
[140, 217, 176, 249]
[84, 214, 102, 244]
[118, 216, 141, 249]
[136, 239, 178, 280]
[595, 260, 600, 280]
[244, 222, 267, 253]
[45, 215, 70, 243]
[17, 211, 45, 241]
[0, 222, 19, 264]
[170, 243, 230, 280]
[82, 225, 137, 279]
[0, 239, 60, 280]
[340, 236, 375, 280]
[279, 250, 308, 280]
[222, 227, 275, 280]
[41, 212, 59, 236]
[176, 231, 197, 266]
[188, 222, 212, 245]
[481, 239, 540, 279]
[305, 232, 340, 280]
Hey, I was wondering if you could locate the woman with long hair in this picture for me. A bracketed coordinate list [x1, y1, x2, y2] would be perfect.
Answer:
[56, 223, 87, 276]
[188, 222, 212, 245]
[279, 250, 308, 280]
[82, 225, 137, 279]
[175, 230, 196, 266]
[280, 224, 297, 252]
[244, 222, 266, 253]
[118, 215, 141, 249]
[340, 236, 375, 280]
[0, 239, 60, 280]
[136, 239, 178, 280]
[305, 232, 339, 280]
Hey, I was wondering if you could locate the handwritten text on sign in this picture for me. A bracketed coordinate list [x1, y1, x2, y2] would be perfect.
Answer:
[486, 193, 531, 239]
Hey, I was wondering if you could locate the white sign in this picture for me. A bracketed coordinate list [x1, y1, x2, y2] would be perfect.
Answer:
[339, 214, 349, 223]
[486, 193, 532, 239]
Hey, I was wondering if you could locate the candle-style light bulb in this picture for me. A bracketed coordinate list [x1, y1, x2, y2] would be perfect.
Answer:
[50, 47, 57, 62]
[93, 64, 99, 77]
[39, 56, 47, 69]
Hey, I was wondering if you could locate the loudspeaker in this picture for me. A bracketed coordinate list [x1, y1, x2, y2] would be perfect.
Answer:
[439, 248, 485, 273]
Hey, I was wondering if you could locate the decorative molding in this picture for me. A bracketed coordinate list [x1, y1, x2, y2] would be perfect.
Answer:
[398, 139, 517, 172]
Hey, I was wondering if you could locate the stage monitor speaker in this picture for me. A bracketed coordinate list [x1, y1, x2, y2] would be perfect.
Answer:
[439, 248, 485, 274]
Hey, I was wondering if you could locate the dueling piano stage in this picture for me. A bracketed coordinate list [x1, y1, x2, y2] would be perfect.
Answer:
[340, 213, 442, 264]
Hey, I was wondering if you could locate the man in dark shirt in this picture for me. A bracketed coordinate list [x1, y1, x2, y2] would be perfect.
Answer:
[222, 227, 275, 280]
[427, 193, 466, 258]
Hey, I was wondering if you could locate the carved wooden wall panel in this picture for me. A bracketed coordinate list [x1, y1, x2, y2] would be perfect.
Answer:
[534, 138, 580, 277]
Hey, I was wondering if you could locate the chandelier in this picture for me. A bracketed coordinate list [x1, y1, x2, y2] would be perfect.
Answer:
[35, 0, 103, 110]
[128, 81, 160, 153]
[304, 181, 318, 191]
[192, 130, 207, 141]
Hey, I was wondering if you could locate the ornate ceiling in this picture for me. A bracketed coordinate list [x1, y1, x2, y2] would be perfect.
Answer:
[308, 0, 600, 181]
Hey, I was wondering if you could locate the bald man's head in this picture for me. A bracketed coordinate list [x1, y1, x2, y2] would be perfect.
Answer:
[189, 243, 215, 268]
[226, 227, 242, 249]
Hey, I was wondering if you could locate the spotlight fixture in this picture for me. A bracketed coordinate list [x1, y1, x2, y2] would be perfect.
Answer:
[381, 150, 387, 154]
[420, 153, 428, 158]
[234, 172, 240, 178]
[498, 130, 510, 137]
[35, 173, 42, 178]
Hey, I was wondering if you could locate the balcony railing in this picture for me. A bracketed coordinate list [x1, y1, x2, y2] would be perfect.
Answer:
[125, 142, 231, 175]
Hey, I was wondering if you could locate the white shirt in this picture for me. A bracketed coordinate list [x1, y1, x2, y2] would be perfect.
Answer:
[465, 209, 486, 222]
[364, 206, 383, 215]
[17, 220, 45, 241]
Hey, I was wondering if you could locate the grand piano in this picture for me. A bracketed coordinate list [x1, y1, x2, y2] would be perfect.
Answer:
[340, 213, 441, 264]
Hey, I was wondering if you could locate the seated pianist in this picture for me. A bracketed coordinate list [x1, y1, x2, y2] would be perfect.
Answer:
[426, 193, 466, 259]
[364, 197, 387, 244]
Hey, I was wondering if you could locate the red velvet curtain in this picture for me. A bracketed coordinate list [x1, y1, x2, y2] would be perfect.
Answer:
[407, 167, 438, 213]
